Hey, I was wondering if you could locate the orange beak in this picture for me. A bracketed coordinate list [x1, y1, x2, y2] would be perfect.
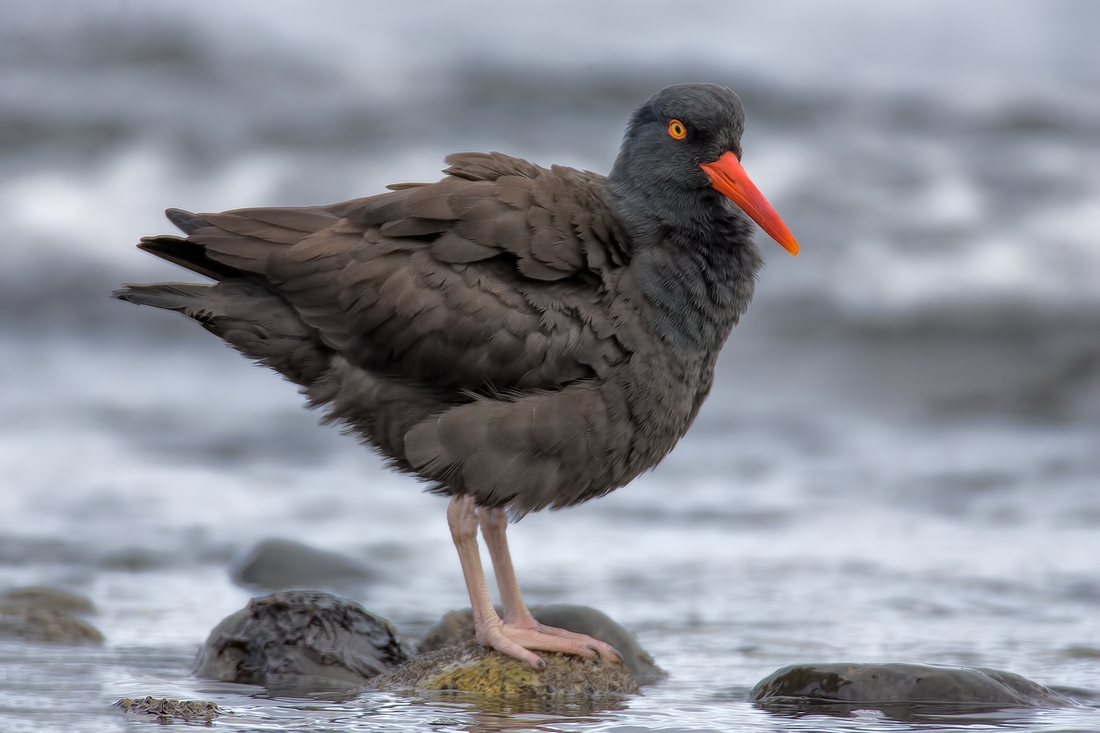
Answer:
[700, 152, 800, 256]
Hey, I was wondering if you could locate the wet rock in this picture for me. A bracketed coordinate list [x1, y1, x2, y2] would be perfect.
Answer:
[418, 608, 481, 651]
[418, 605, 665, 685]
[115, 697, 222, 724]
[1063, 645, 1100, 659]
[0, 586, 104, 644]
[193, 590, 416, 693]
[1, 586, 96, 615]
[230, 538, 377, 592]
[370, 640, 638, 696]
[532, 605, 666, 685]
[751, 663, 1073, 713]
[100, 546, 174, 572]
[0, 609, 104, 645]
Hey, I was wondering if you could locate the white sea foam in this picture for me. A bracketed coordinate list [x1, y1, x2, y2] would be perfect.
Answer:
[0, 146, 452, 273]
[189, 0, 1099, 103]
[2, 1, 1096, 318]
[0, 149, 284, 269]
[838, 231, 1100, 312]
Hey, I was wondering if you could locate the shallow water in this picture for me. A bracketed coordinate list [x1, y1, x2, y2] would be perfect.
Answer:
[1, 2, 1098, 731]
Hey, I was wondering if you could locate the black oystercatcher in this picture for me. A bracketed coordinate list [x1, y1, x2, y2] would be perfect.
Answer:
[115, 84, 799, 668]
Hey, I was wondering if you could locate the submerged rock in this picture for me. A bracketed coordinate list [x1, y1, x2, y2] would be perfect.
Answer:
[0, 586, 104, 644]
[418, 605, 665, 685]
[230, 538, 376, 592]
[193, 590, 415, 692]
[371, 640, 638, 696]
[115, 697, 222, 724]
[751, 663, 1073, 713]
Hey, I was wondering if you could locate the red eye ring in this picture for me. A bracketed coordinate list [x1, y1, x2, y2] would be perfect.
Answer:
[668, 119, 687, 140]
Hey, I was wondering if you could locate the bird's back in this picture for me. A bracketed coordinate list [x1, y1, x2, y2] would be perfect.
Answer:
[116, 153, 710, 514]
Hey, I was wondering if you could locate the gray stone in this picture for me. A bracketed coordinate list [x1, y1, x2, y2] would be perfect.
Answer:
[230, 538, 376, 592]
[193, 590, 415, 694]
[0, 586, 103, 644]
[417, 607, 487, 651]
[417, 604, 665, 685]
[751, 662, 1073, 715]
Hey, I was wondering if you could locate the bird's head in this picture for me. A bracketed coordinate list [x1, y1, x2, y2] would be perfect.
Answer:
[609, 83, 799, 256]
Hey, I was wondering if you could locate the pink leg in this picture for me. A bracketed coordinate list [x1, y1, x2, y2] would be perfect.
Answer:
[478, 505, 622, 664]
[447, 495, 544, 668]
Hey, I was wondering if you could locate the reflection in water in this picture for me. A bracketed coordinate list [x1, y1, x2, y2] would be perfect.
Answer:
[755, 700, 1054, 727]
[392, 690, 627, 729]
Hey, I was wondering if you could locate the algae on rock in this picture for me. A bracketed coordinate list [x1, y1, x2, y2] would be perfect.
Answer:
[115, 697, 222, 724]
[370, 640, 638, 697]
[0, 586, 104, 644]
[418, 605, 665, 685]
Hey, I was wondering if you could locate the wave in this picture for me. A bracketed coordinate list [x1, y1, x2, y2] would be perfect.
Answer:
[2, 0, 1097, 332]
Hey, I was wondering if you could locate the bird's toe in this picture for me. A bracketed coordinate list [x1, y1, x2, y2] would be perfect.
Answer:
[477, 624, 546, 669]
[534, 624, 623, 664]
[498, 624, 602, 659]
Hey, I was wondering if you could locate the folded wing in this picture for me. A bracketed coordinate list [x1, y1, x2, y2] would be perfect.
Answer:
[171, 153, 634, 398]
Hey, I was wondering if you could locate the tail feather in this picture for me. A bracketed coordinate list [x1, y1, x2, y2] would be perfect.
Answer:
[112, 282, 216, 317]
[116, 206, 338, 387]
[165, 207, 209, 235]
[137, 236, 242, 281]
[113, 281, 331, 387]
[134, 208, 251, 282]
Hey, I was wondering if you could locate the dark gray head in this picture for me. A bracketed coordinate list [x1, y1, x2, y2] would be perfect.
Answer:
[608, 83, 799, 257]
[612, 83, 745, 191]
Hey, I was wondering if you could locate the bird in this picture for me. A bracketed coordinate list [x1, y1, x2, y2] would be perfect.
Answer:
[114, 83, 799, 670]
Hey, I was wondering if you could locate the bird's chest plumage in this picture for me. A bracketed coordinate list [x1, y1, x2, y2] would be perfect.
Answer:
[598, 250, 750, 482]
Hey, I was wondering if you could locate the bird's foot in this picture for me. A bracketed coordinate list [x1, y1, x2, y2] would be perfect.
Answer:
[476, 617, 622, 670]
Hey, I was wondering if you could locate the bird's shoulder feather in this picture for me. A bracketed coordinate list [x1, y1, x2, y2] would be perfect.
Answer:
[184, 153, 635, 395]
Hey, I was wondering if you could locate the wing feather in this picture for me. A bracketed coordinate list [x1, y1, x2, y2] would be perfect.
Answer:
[173, 153, 632, 396]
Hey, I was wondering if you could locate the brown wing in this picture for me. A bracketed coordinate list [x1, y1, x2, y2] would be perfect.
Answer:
[182, 152, 634, 397]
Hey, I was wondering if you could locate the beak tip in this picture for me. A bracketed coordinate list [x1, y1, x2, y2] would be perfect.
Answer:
[773, 232, 800, 256]
[702, 153, 803, 259]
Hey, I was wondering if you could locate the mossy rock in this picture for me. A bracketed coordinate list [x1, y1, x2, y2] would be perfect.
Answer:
[1, 587, 96, 615]
[418, 605, 665, 684]
[0, 587, 103, 644]
[115, 697, 222, 724]
[370, 640, 638, 696]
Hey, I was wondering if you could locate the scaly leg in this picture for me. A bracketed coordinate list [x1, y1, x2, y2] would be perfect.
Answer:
[448, 495, 542, 667]
[447, 495, 621, 668]
[478, 505, 622, 664]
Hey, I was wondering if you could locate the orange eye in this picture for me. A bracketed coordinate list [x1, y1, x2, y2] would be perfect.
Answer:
[668, 119, 687, 140]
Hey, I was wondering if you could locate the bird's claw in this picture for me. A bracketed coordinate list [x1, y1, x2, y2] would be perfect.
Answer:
[530, 622, 623, 664]
[476, 619, 622, 669]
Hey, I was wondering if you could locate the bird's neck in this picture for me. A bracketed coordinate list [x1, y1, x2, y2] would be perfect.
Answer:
[609, 179, 763, 358]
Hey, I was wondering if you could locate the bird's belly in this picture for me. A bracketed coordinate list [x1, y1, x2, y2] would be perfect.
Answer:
[606, 347, 717, 488]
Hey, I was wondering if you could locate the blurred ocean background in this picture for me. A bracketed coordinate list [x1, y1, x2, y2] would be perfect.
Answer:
[0, 1, 1098, 730]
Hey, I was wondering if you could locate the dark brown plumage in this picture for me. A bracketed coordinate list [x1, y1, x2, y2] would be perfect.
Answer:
[116, 84, 799, 667]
